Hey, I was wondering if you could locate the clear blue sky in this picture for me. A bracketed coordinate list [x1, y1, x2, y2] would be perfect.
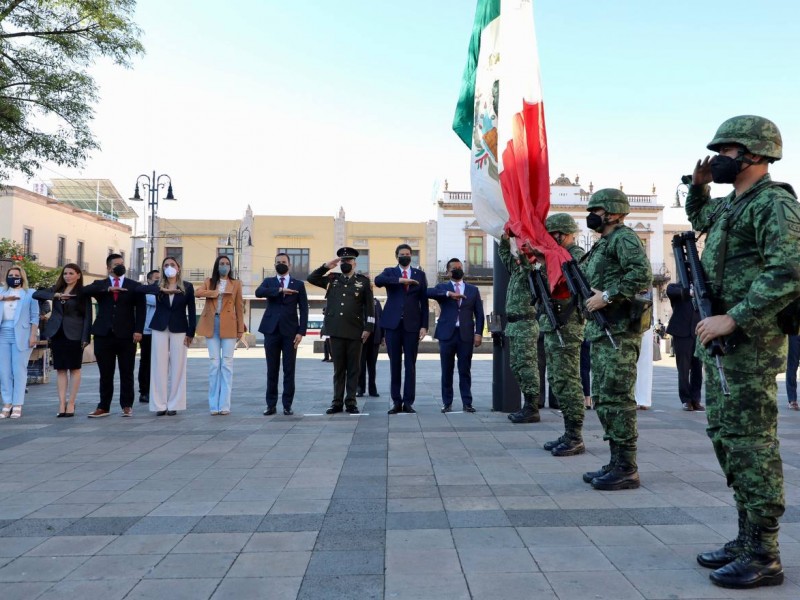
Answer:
[16, 0, 800, 225]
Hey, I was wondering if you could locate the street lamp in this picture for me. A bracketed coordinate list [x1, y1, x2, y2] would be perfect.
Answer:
[673, 175, 691, 208]
[129, 171, 176, 272]
[226, 226, 252, 278]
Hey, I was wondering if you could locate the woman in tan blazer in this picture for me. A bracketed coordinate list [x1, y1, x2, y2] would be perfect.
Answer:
[195, 255, 245, 414]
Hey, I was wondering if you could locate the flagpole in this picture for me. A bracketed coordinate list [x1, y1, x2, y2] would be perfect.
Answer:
[491, 240, 521, 412]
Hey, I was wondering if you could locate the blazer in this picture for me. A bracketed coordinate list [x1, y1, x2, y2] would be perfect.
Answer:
[367, 298, 384, 346]
[138, 282, 196, 337]
[33, 287, 92, 343]
[195, 278, 245, 339]
[666, 283, 700, 338]
[0, 288, 39, 351]
[83, 277, 144, 338]
[375, 266, 429, 332]
[428, 281, 485, 342]
[255, 276, 309, 336]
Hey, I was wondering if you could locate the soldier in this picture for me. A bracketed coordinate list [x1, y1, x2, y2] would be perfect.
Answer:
[580, 189, 652, 490]
[307, 247, 375, 414]
[499, 231, 540, 424]
[687, 116, 800, 589]
[536, 214, 587, 456]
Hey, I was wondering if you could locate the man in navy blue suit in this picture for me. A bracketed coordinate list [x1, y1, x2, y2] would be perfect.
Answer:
[428, 258, 484, 413]
[375, 244, 429, 414]
[256, 253, 309, 415]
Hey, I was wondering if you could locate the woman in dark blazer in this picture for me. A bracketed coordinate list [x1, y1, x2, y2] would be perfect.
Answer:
[138, 256, 196, 416]
[33, 263, 92, 417]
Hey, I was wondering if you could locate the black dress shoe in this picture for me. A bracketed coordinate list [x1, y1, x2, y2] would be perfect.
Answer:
[682, 402, 694, 411]
[463, 405, 476, 413]
[283, 408, 294, 416]
[346, 406, 360, 414]
[326, 405, 344, 414]
[388, 405, 402, 414]
[139, 394, 149, 403]
[441, 405, 452, 413]
[369, 392, 380, 397]
[402, 405, 416, 414]
[166, 410, 177, 416]
[156, 410, 167, 416]
[263, 407, 277, 416]
[356, 391, 364, 397]
[57, 412, 67, 418]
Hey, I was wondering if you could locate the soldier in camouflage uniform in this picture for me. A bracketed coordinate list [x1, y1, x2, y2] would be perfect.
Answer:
[536, 214, 588, 456]
[580, 189, 652, 490]
[687, 116, 800, 590]
[498, 232, 540, 423]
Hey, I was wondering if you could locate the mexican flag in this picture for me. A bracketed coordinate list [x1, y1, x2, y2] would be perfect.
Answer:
[453, 0, 570, 289]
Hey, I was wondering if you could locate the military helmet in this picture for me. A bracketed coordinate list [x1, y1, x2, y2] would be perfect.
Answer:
[586, 188, 630, 214]
[545, 213, 579, 234]
[706, 115, 782, 161]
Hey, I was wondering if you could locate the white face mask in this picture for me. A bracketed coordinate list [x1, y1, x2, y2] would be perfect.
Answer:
[164, 266, 178, 278]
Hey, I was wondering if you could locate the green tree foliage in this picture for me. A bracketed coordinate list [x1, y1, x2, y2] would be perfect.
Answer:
[0, 237, 60, 288]
[0, 1, 144, 180]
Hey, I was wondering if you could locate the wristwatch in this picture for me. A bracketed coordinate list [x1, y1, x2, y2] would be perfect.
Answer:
[601, 290, 612, 304]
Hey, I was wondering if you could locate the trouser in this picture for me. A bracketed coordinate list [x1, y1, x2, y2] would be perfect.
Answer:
[138, 334, 152, 395]
[385, 327, 420, 405]
[149, 329, 188, 412]
[439, 328, 474, 407]
[544, 326, 584, 430]
[330, 336, 362, 407]
[0, 327, 33, 406]
[786, 335, 800, 402]
[507, 320, 539, 396]
[580, 339, 591, 396]
[705, 365, 784, 526]
[207, 316, 235, 412]
[674, 335, 703, 404]
[94, 335, 137, 411]
[265, 330, 297, 409]
[358, 340, 379, 395]
[537, 331, 556, 406]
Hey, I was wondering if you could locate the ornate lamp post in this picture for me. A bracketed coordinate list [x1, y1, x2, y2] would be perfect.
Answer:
[130, 172, 176, 272]
[226, 226, 252, 278]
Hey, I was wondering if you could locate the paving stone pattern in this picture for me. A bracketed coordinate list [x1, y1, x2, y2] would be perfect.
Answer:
[1, 348, 800, 599]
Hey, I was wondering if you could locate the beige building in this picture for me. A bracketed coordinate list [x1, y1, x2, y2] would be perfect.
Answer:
[0, 185, 133, 279]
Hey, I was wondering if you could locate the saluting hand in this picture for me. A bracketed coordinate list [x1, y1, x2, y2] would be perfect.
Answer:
[281, 287, 298, 295]
[107, 286, 128, 293]
[398, 278, 418, 285]
[324, 258, 341, 270]
[693, 156, 713, 186]
[447, 291, 465, 300]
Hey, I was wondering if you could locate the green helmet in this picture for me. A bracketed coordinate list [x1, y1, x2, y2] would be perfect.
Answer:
[546, 213, 579, 234]
[706, 115, 782, 161]
[587, 188, 630, 214]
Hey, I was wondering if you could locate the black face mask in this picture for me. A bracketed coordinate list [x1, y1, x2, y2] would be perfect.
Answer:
[450, 268, 464, 281]
[340, 262, 353, 274]
[275, 263, 289, 275]
[6, 276, 22, 288]
[586, 213, 604, 232]
[111, 264, 126, 277]
[710, 155, 742, 184]
[398, 256, 412, 267]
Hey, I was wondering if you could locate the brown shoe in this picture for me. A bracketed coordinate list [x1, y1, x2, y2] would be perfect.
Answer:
[692, 402, 706, 412]
[121, 407, 133, 417]
[87, 409, 110, 418]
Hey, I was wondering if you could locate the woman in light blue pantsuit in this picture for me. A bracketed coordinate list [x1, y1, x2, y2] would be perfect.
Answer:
[0, 266, 39, 419]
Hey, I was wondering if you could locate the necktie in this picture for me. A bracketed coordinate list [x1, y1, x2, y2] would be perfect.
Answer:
[455, 283, 462, 307]
[112, 277, 120, 302]
[403, 269, 408, 292]
[280, 277, 286, 288]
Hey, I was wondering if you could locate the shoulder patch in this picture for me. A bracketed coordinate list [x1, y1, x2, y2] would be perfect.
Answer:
[777, 199, 800, 238]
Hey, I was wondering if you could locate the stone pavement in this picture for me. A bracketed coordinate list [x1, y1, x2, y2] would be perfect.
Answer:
[1, 346, 800, 599]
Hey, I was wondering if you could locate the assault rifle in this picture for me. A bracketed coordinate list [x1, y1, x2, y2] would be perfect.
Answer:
[561, 260, 618, 350]
[527, 264, 565, 347]
[672, 231, 731, 395]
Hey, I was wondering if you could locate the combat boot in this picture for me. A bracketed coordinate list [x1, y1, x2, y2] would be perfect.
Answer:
[591, 449, 639, 490]
[583, 442, 616, 483]
[543, 434, 565, 451]
[697, 510, 747, 569]
[508, 394, 541, 424]
[709, 521, 783, 589]
[551, 419, 585, 456]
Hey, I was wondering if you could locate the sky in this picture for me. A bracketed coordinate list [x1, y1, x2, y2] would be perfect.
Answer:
[9, 0, 800, 227]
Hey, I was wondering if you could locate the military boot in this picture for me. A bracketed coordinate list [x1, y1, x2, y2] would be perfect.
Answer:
[543, 434, 566, 452]
[508, 394, 541, 424]
[697, 510, 747, 568]
[552, 434, 585, 457]
[709, 521, 783, 589]
[591, 448, 639, 490]
[583, 442, 615, 483]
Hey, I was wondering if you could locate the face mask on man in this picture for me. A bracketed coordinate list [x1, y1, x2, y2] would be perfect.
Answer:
[275, 263, 289, 275]
[710, 154, 742, 184]
[340, 262, 353, 274]
[586, 213, 604, 232]
[398, 256, 412, 267]
[111, 264, 126, 277]
[163, 266, 178, 278]
[450, 268, 464, 281]
[6, 275, 22, 288]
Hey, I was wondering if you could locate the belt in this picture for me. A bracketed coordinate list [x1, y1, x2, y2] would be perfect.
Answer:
[507, 314, 534, 323]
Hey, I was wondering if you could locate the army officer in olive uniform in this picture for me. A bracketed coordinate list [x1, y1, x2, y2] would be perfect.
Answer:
[307, 247, 375, 414]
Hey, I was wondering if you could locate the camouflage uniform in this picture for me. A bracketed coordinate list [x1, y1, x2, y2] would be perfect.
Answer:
[581, 189, 652, 490]
[539, 214, 587, 456]
[687, 115, 800, 588]
[498, 236, 539, 421]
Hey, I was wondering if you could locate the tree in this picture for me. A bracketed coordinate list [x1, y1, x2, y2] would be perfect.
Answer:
[0, 237, 59, 287]
[0, 1, 144, 181]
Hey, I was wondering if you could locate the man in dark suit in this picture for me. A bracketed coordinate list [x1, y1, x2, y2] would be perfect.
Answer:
[357, 293, 383, 398]
[256, 252, 309, 416]
[307, 247, 374, 414]
[428, 258, 484, 413]
[83, 254, 144, 417]
[375, 244, 429, 414]
[666, 282, 703, 411]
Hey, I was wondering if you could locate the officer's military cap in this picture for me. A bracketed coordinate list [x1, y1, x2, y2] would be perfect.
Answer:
[546, 213, 579, 234]
[707, 115, 782, 161]
[587, 188, 630, 215]
[336, 247, 359, 258]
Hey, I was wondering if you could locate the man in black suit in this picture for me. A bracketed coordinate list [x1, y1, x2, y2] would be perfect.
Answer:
[357, 293, 383, 398]
[83, 254, 144, 417]
[666, 282, 703, 411]
[256, 253, 309, 416]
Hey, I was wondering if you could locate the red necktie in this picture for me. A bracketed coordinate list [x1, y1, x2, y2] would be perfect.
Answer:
[113, 277, 120, 302]
[403, 269, 408, 292]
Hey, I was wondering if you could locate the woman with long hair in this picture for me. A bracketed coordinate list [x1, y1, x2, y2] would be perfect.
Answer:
[0, 265, 39, 419]
[195, 255, 244, 415]
[33, 263, 92, 416]
[138, 256, 195, 416]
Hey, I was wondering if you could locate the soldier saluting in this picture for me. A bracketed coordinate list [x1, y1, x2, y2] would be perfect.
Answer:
[307, 247, 374, 414]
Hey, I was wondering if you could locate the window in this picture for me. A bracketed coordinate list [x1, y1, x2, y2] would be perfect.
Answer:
[277, 248, 310, 279]
[77, 241, 85, 269]
[23, 228, 33, 256]
[468, 236, 483, 267]
[135, 247, 144, 276]
[217, 247, 234, 261]
[165, 247, 183, 267]
[357, 249, 370, 276]
[57, 236, 66, 267]
[411, 250, 420, 267]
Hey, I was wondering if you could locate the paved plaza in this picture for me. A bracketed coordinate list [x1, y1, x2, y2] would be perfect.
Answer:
[1, 346, 800, 599]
